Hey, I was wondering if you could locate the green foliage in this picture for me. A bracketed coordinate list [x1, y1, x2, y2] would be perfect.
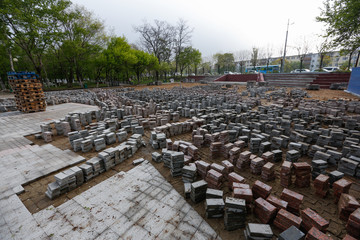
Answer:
[178, 47, 201, 75]
[214, 53, 235, 73]
[317, 0, 360, 51]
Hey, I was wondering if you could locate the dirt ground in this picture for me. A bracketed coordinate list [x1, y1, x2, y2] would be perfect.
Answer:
[22, 126, 360, 239]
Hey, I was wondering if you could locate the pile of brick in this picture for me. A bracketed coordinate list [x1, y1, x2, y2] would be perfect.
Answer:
[224, 197, 247, 230]
[333, 178, 352, 203]
[313, 174, 329, 198]
[280, 161, 292, 187]
[252, 180, 272, 199]
[254, 197, 277, 223]
[338, 194, 360, 221]
[305, 226, 333, 240]
[195, 160, 210, 179]
[347, 208, 360, 239]
[280, 188, 303, 215]
[274, 209, 302, 231]
[293, 162, 311, 187]
[261, 162, 275, 181]
[205, 169, 223, 189]
[236, 151, 251, 169]
[301, 208, 329, 232]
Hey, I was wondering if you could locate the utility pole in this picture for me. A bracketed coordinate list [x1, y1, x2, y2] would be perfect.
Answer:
[281, 19, 290, 73]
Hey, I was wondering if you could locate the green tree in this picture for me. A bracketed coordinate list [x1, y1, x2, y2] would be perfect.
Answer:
[215, 53, 235, 74]
[178, 47, 202, 76]
[317, 0, 360, 66]
[0, 0, 71, 81]
[132, 50, 159, 84]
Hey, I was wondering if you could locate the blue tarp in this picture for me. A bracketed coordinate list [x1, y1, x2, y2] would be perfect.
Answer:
[347, 67, 360, 96]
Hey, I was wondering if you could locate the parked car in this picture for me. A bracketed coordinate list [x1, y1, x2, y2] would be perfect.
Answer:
[323, 67, 339, 72]
[291, 69, 310, 73]
[311, 68, 330, 72]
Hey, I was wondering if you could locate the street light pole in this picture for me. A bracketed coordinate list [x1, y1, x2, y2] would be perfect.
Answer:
[281, 19, 290, 73]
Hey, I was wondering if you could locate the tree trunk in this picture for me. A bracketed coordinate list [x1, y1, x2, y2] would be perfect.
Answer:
[355, 51, 360, 67]
[348, 52, 353, 70]
[67, 68, 73, 88]
[319, 54, 324, 69]
[300, 60, 303, 72]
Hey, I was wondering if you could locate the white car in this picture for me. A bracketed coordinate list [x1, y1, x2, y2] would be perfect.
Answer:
[291, 69, 310, 73]
[323, 67, 339, 72]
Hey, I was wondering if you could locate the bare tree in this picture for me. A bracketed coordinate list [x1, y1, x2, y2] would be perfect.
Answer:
[251, 47, 259, 69]
[265, 44, 273, 72]
[134, 20, 175, 79]
[174, 19, 193, 73]
[316, 39, 330, 69]
[234, 50, 250, 73]
[295, 37, 310, 72]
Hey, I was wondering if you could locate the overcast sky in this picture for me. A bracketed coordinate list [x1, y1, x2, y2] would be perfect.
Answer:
[71, 0, 327, 59]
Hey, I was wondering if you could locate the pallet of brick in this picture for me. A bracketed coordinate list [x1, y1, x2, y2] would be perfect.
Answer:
[166, 138, 173, 150]
[210, 163, 226, 176]
[53, 172, 70, 195]
[338, 158, 359, 176]
[286, 150, 300, 162]
[210, 142, 222, 159]
[301, 208, 329, 232]
[233, 182, 250, 189]
[81, 139, 93, 153]
[228, 172, 245, 189]
[79, 163, 94, 181]
[170, 151, 185, 177]
[182, 165, 197, 183]
[254, 197, 277, 223]
[193, 135, 203, 147]
[205, 169, 223, 189]
[224, 197, 247, 231]
[190, 180, 208, 203]
[195, 160, 210, 179]
[244, 223, 273, 240]
[262, 151, 274, 162]
[347, 208, 360, 239]
[259, 141, 271, 156]
[338, 194, 360, 221]
[188, 145, 199, 161]
[94, 138, 106, 151]
[206, 188, 223, 199]
[86, 156, 104, 176]
[233, 188, 253, 205]
[220, 130, 229, 145]
[281, 188, 303, 215]
[70, 166, 84, 186]
[184, 155, 192, 165]
[251, 157, 265, 175]
[293, 162, 311, 188]
[262, 162, 275, 181]
[311, 160, 328, 179]
[8, 72, 46, 113]
[281, 161, 292, 187]
[313, 174, 329, 198]
[266, 195, 288, 212]
[329, 170, 344, 187]
[205, 198, 225, 218]
[305, 226, 332, 240]
[274, 209, 302, 231]
[333, 179, 352, 203]
[252, 180, 272, 199]
[229, 147, 241, 165]
[237, 150, 251, 169]
[222, 143, 234, 158]
[45, 182, 61, 199]
[278, 226, 305, 240]
[250, 138, 261, 154]
[162, 150, 172, 168]
[272, 149, 283, 162]
[42, 131, 52, 143]
[98, 151, 115, 171]
[234, 140, 245, 149]
[152, 152, 162, 163]
[221, 160, 234, 177]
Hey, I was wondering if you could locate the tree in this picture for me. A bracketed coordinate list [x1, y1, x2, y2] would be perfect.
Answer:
[0, 0, 71, 81]
[295, 37, 310, 72]
[215, 53, 235, 74]
[251, 47, 259, 69]
[178, 47, 201, 76]
[317, 0, 360, 66]
[134, 20, 175, 80]
[234, 50, 250, 73]
[264, 45, 273, 72]
[132, 50, 158, 84]
[174, 19, 193, 73]
[316, 40, 330, 69]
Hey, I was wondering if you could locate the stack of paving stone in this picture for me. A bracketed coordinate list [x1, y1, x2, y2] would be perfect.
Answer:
[305, 227, 332, 240]
[313, 174, 329, 198]
[338, 193, 360, 221]
[316, 135, 331, 147]
[195, 160, 210, 179]
[254, 197, 277, 223]
[232, 187, 253, 209]
[206, 188, 223, 199]
[272, 149, 283, 162]
[211, 163, 226, 176]
[166, 139, 173, 150]
[116, 131, 127, 142]
[259, 141, 271, 156]
[347, 208, 360, 239]
[87, 156, 105, 176]
[250, 157, 265, 175]
[162, 150, 173, 168]
[286, 150, 300, 162]
[333, 178, 352, 203]
[250, 138, 261, 154]
[151, 152, 162, 163]
[329, 170, 344, 187]
[222, 143, 234, 158]
[47, 172, 70, 198]
[81, 139, 93, 153]
[219, 130, 229, 145]
[338, 157, 359, 176]
[301, 208, 329, 232]
[98, 151, 115, 171]
[308, 145, 325, 158]
[79, 163, 94, 181]
[193, 135, 204, 147]
[188, 145, 199, 161]
[280, 161, 292, 187]
[221, 160, 234, 177]
[190, 180, 208, 203]
[280, 188, 303, 215]
[252, 180, 272, 199]
[72, 138, 83, 152]
[311, 160, 328, 179]
[261, 162, 275, 181]
[327, 150, 342, 165]
[105, 132, 116, 145]
[234, 140, 245, 149]
[244, 223, 273, 240]
[132, 157, 145, 165]
[229, 147, 241, 165]
[274, 209, 302, 231]
[184, 183, 191, 199]
[228, 172, 245, 189]
[237, 151, 251, 169]
[210, 142, 222, 159]
[94, 138, 106, 151]
[205, 169, 223, 189]
[266, 195, 288, 212]
[278, 226, 305, 240]
[45, 182, 61, 199]
[205, 198, 225, 218]
[182, 165, 197, 183]
[170, 151, 184, 177]
[62, 169, 77, 191]
[224, 197, 247, 230]
[70, 166, 84, 186]
[293, 162, 311, 188]
[313, 151, 330, 163]
[261, 151, 274, 162]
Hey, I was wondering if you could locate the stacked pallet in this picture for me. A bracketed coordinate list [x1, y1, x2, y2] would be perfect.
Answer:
[8, 72, 46, 113]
